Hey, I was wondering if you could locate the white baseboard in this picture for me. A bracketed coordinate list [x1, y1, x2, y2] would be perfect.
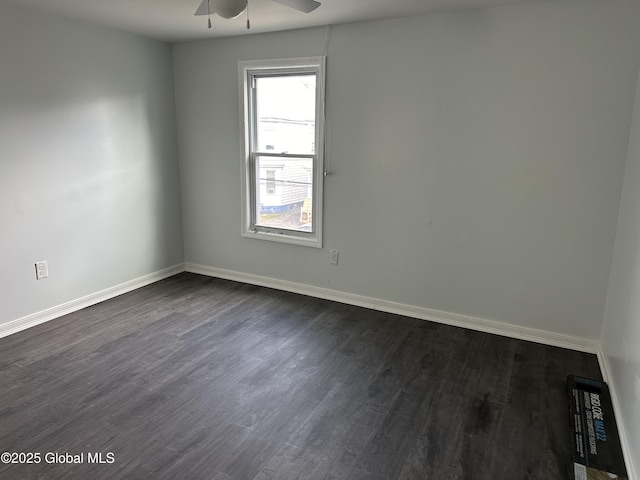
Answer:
[185, 262, 600, 354]
[596, 345, 637, 480]
[0, 264, 185, 339]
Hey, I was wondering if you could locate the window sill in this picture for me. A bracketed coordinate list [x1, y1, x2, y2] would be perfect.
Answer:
[241, 229, 322, 248]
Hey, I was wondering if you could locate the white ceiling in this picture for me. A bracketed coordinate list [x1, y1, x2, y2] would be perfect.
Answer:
[8, 0, 551, 43]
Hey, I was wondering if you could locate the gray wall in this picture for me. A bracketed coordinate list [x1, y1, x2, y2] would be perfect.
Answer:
[0, 4, 184, 326]
[173, 0, 640, 339]
[602, 66, 640, 479]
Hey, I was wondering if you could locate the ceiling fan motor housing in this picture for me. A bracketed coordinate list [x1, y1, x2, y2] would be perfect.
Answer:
[211, 0, 248, 19]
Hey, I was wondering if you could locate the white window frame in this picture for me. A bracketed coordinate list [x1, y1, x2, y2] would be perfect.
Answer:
[239, 57, 326, 248]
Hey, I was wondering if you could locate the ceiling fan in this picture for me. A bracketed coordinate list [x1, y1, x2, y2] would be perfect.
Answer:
[195, 0, 321, 29]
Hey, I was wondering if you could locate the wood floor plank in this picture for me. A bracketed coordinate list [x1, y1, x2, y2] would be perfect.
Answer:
[0, 273, 603, 479]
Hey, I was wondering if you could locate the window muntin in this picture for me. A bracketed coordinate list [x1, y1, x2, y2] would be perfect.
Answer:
[239, 57, 325, 247]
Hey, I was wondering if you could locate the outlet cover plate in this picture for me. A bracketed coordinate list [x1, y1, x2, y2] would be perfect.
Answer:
[35, 261, 48, 280]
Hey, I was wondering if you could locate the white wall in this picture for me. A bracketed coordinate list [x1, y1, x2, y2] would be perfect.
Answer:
[173, 0, 640, 339]
[0, 4, 184, 327]
[601, 67, 640, 479]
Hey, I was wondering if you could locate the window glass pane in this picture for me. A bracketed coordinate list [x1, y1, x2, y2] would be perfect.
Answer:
[255, 155, 313, 232]
[255, 75, 316, 155]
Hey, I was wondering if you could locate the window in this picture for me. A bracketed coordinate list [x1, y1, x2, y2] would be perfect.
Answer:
[266, 170, 276, 195]
[239, 57, 325, 247]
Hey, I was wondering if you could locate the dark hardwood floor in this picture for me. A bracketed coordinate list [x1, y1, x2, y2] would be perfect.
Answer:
[0, 272, 602, 479]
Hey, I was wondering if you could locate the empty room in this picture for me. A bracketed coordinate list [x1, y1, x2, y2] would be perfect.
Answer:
[1, 0, 639, 478]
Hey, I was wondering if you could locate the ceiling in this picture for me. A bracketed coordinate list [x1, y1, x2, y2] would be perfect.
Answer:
[8, 0, 551, 43]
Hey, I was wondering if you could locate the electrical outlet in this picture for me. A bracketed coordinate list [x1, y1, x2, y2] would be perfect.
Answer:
[329, 250, 339, 265]
[35, 261, 48, 280]
[635, 375, 640, 401]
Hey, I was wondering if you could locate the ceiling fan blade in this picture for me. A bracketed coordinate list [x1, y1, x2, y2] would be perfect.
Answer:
[195, 0, 216, 16]
[271, 0, 321, 13]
